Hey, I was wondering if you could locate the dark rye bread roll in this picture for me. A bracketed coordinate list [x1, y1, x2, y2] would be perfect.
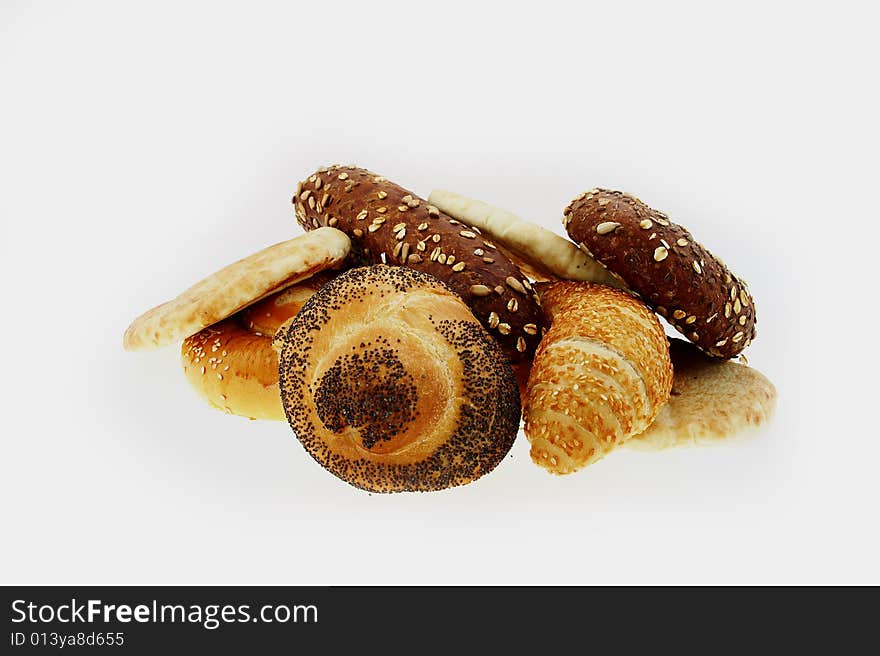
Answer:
[564, 189, 756, 358]
[276, 265, 520, 493]
[292, 165, 544, 361]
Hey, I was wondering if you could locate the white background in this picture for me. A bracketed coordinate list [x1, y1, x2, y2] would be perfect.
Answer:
[1, 1, 877, 585]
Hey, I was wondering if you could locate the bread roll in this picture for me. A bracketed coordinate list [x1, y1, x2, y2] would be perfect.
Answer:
[181, 273, 334, 420]
[524, 282, 673, 474]
[292, 166, 544, 361]
[276, 265, 521, 493]
[563, 189, 756, 358]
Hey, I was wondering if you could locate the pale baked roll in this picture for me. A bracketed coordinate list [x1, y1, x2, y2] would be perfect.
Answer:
[524, 282, 673, 474]
[627, 338, 777, 449]
[276, 265, 521, 493]
[181, 273, 335, 420]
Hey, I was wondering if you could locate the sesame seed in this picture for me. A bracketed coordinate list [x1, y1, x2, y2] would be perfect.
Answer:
[200, 366, 206, 375]
[730, 287, 737, 301]
[314, 177, 322, 190]
[460, 230, 477, 239]
[523, 323, 538, 335]
[483, 240, 496, 249]
[725, 303, 731, 317]
[732, 332, 744, 342]
[380, 252, 387, 264]
[488, 312, 500, 328]
[516, 336, 527, 352]
[497, 322, 511, 335]
[739, 315, 747, 325]
[452, 261, 466, 272]
[733, 299, 742, 314]
[300, 190, 311, 201]
[521, 279, 533, 292]
[740, 290, 750, 307]
[654, 246, 668, 262]
[470, 284, 492, 297]
[505, 276, 526, 293]
[685, 315, 697, 324]
[639, 219, 653, 229]
[672, 309, 686, 320]
[660, 239, 670, 249]
[596, 221, 620, 235]
[217, 373, 223, 380]
[693, 260, 702, 274]
[507, 298, 518, 312]
[715, 339, 727, 347]
[677, 238, 689, 246]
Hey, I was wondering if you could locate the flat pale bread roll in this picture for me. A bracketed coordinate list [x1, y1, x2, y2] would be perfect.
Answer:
[124, 227, 350, 351]
[427, 189, 625, 288]
[627, 339, 777, 450]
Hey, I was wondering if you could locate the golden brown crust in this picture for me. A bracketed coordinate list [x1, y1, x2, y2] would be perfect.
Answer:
[524, 281, 673, 474]
[181, 277, 331, 420]
[277, 265, 520, 493]
[563, 189, 756, 358]
[292, 166, 544, 362]
[124, 227, 349, 351]
[628, 338, 777, 449]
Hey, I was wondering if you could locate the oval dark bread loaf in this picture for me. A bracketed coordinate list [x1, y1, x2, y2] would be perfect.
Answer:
[563, 189, 756, 358]
[293, 165, 544, 361]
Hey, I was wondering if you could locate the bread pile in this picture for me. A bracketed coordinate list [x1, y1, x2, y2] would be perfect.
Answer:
[125, 166, 776, 492]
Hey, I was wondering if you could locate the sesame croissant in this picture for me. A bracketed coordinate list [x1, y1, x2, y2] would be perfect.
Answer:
[524, 282, 673, 474]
